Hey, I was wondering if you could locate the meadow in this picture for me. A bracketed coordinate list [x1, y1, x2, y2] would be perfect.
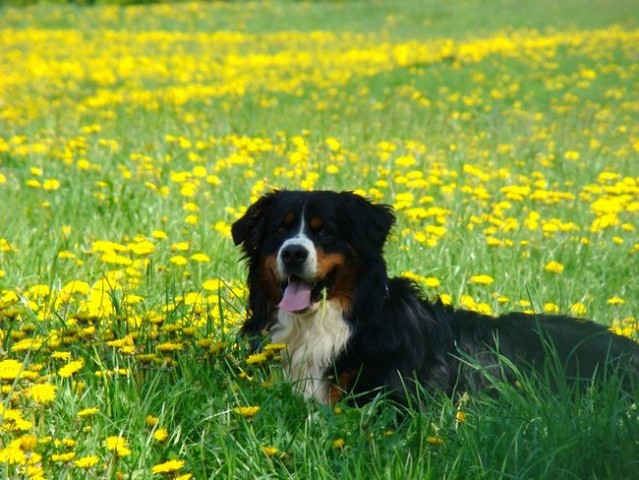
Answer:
[1, 0, 639, 478]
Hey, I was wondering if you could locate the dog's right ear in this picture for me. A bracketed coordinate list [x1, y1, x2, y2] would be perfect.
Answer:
[231, 192, 278, 253]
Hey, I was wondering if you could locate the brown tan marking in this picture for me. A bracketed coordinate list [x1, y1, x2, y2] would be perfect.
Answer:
[310, 216, 323, 230]
[284, 211, 295, 225]
[256, 253, 282, 307]
[316, 248, 358, 312]
[327, 369, 357, 404]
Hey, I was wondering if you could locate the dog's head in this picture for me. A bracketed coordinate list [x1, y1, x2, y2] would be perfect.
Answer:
[232, 190, 395, 318]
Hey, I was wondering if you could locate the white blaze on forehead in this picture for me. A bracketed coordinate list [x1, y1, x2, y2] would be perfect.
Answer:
[275, 208, 318, 282]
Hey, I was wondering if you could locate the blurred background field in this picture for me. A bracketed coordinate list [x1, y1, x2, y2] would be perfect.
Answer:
[1, 1, 638, 478]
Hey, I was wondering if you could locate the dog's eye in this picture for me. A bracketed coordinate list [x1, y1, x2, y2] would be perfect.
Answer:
[317, 228, 330, 238]
[276, 227, 287, 236]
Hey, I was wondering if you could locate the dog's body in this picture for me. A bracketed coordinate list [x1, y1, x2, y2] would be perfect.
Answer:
[232, 190, 639, 404]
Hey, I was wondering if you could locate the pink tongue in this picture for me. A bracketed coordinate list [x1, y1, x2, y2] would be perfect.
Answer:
[278, 279, 312, 312]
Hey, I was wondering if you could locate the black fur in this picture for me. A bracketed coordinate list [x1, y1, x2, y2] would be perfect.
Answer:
[233, 190, 639, 403]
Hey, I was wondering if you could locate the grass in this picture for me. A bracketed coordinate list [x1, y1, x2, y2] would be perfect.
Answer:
[1, 0, 638, 478]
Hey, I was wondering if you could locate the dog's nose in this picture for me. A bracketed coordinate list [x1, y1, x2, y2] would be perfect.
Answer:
[280, 244, 309, 267]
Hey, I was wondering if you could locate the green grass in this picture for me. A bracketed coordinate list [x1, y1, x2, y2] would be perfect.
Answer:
[0, 0, 638, 478]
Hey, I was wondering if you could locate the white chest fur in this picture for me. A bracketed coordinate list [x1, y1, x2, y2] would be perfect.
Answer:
[270, 299, 351, 404]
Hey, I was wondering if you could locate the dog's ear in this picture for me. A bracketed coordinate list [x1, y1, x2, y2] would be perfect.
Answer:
[339, 191, 395, 250]
[232, 192, 278, 253]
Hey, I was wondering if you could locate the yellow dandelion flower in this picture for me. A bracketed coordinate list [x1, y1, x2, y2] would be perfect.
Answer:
[332, 438, 345, 449]
[156, 342, 183, 353]
[51, 452, 76, 462]
[11, 337, 44, 352]
[544, 303, 560, 313]
[151, 459, 185, 474]
[0, 440, 27, 464]
[607, 296, 625, 305]
[544, 261, 564, 274]
[246, 352, 269, 364]
[146, 415, 159, 427]
[1, 408, 33, 431]
[27, 383, 56, 405]
[58, 359, 85, 378]
[77, 407, 100, 418]
[185, 214, 199, 225]
[74, 455, 100, 469]
[51, 351, 72, 360]
[106, 436, 131, 457]
[570, 303, 587, 317]
[234, 406, 260, 418]
[439, 294, 453, 305]
[43, 179, 61, 191]
[153, 428, 169, 443]
[0, 359, 24, 380]
[470, 274, 494, 285]
[263, 343, 286, 353]
[261, 446, 279, 457]
[169, 255, 188, 266]
[171, 242, 190, 252]
[190, 253, 210, 263]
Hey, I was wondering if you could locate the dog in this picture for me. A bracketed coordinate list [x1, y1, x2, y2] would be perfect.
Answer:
[232, 190, 639, 405]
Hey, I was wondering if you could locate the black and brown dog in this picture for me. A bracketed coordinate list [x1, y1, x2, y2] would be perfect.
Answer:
[232, 190, 639, 405]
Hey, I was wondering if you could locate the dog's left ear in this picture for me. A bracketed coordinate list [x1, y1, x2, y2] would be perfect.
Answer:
[232, 192, 278, 253]
[339, 191, 395, 250]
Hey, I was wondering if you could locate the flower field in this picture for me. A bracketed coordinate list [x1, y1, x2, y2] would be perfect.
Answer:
[1, 1, 638, 478]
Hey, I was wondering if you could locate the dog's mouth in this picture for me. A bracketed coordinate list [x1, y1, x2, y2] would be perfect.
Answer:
[278, 274, 331, 313]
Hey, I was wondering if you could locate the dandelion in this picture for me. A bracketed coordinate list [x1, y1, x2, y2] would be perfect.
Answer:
[332, 438, 345, 449]
[59, 359, 84, 378]
[544, 303, 560, 313]
[469, 274, 494, 286]
[261, 446, 279, 456]
[564, 151, 581, 161]
[234, 406, 260, 418]
[427, 435, 445, 446]
[0, 440, 27, 464]
[51, 452, 76, 462]
[607, 296, 625, 305]
[1, 408, 33, 431]
[544, 261, 564, 274]
[77, 407, 100, 418]
[151, 459, 185, 474]
[570, 302, 587, 317]
[169, 255, 188, 266]
[246, 352, 269, 364]
[74, 455, 100, 469]
[156, 341, 183, 353]
[106, 436, 131, 458]
[43, 179, 61, 191]
[0, 359, 24, 380]
[153, 428, 169, 442]
[146, 415, 159, 427]
[190, 253, 210, 263]
[263, 343, 286, 353]
[27, 383, 57, 405]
